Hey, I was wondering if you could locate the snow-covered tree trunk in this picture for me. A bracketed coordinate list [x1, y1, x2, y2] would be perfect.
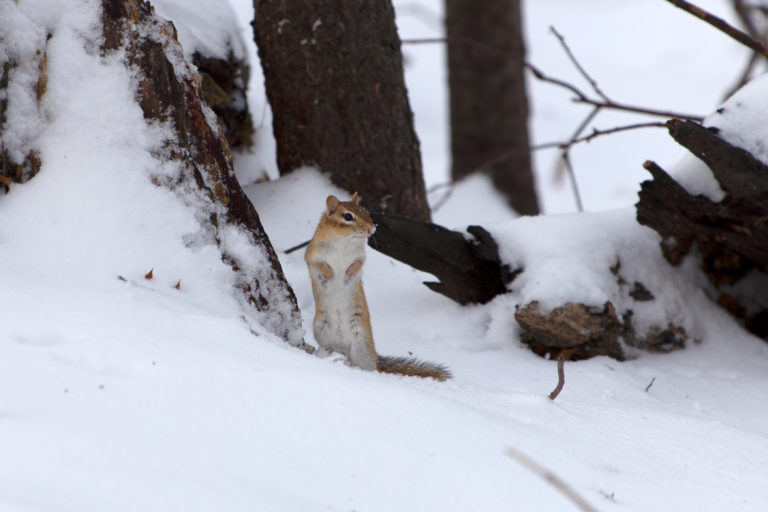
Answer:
[252, 0, 431, 221]
[0, 0, 304, 346]
[100, 0, 306, 347]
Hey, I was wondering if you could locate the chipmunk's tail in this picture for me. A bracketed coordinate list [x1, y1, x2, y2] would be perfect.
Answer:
[377, 355, 452, 381]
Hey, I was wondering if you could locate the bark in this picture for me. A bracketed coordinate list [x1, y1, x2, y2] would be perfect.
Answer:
[637, 119, 768, 337]
[252, 0, 430, 220]
[445, 0, 539, 215]
[102, 0, 306, 347]
[515, 301, 687, 361]
[368, 211, 517, 304]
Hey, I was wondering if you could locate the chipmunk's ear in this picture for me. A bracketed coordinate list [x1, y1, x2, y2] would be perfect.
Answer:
[351, 192, 360, 204]
[326, 195, 340, 215]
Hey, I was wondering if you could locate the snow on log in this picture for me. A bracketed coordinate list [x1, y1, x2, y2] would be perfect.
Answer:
[638, 117, 768, 338]
[369, 209, 690, 360]
[97, 0, 305, 346]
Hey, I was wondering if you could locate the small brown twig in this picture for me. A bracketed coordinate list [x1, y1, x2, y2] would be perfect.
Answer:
[506, 448, 598, 512]
[534, 122, 668, 151]
[549, 351, 570, 400]
[665, 0, 768, 58]
[645, 377, 656, 392]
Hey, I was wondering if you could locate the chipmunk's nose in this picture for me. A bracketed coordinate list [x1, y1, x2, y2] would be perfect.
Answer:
[367, 225, 376, 236]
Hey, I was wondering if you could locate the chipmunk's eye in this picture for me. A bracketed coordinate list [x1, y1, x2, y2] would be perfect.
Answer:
[343, 213, 354, 221]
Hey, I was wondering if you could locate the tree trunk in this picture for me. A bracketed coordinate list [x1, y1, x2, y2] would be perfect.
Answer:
[445, 0, 539, 215]
[252, 0, 431, 221]
[101, 0, 306, 347]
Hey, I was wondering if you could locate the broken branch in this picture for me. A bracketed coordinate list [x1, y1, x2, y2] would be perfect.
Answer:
[664, 0, 768, 58]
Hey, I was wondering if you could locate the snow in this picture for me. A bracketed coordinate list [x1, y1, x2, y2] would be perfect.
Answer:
[151, 0, 245, 61]
[2, 0, 768, 511]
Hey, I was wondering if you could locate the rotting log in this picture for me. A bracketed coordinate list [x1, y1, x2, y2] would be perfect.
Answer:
[637, 118, 768, 337]
[368, 210, 517, 305]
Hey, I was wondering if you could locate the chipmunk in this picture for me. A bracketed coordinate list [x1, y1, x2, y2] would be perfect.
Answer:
[305, 193, 451, 381]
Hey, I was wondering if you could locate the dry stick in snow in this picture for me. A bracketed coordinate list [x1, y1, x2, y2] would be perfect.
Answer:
[506, 448, 598, 512]
[548, 351, 569, 400]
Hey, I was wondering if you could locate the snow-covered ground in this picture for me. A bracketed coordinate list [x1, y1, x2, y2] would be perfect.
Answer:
[2, 0, 767, 511]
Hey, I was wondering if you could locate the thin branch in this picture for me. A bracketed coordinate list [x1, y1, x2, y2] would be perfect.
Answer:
[561, 154, 584, 213]
[733, 0, 761, 39]
[403, 29, 701, 213]
[645, 377, 656, 392]
[550, 26, 609, 101]
[665, 0, 768, 58]
[401, 36, 703, 122]
[284, 239, 310, 254]
[723, 0, 768, 98]
[581, 99, 702, 121]
[533, 122, 667, 151]
[556, 106, 598, 213]
[506, 448, 598, 512]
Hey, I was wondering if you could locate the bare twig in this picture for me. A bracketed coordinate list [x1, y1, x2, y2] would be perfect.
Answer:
[401, 36, 703, 122]
[284, 239, 310, 254]
[561, 153, 584, 213]
[428, 183, 455, 213]
[534, 122, 668, 151]
[403, 29, 701, 212]
[506, 448, 598, 512]
[549, 351, 570, 400]
[724, 0, 768, 97]
[645, 377, 656, 392]
[550, 27, 609, 101]
[665, 0, 768, 57]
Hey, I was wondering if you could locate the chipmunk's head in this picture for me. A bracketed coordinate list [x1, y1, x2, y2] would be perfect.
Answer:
[324, 192, 376, 238]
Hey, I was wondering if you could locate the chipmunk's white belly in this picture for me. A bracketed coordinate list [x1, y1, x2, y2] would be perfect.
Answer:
[312, 237, 366, 357]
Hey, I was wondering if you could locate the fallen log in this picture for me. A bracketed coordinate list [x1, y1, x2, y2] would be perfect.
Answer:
[368, 211, 518, 305]
[637, 118, 768, 337]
